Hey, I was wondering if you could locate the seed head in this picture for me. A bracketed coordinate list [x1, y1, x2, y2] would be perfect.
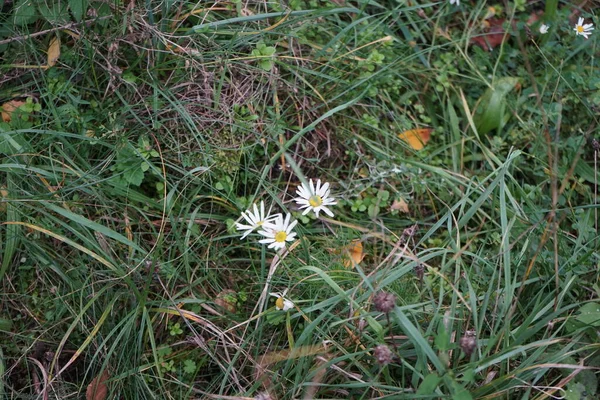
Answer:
[459, 330, 477, 357]
[592, 138, 600, 152]
[255, 392, 272, 400]
[373, 291, 396, 313]
[373, 344, 394, 365]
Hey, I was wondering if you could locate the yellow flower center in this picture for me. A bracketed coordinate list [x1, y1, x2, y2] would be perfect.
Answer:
[275, 297, 284, 310]
[309, 195, 323, 207]
[274, 231, 287, 243]
[577, 25, 584, 33]
[257, 220, 264, 226]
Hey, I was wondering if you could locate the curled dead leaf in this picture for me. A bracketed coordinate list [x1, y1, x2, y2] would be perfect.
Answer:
[215, 289, 237, 313]
[86, 370, 109, 400]
[390, 198, 409, 213]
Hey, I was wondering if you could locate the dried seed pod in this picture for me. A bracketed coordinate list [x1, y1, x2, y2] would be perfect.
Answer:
[459, 330, 477, 357]
[373, 344, 394, 365]
[255, 392, 272, 400]
[373, 291, 396, 314]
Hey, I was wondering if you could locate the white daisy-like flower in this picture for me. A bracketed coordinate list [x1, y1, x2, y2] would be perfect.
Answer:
[449, 0, 459, 5]
[269, 289, 295, 311]
[258, 213, 297, 250]
[539, 24, 549, 34]
[574, 17, 594, 39]
[294, 179, 337, 218]
[235, 201, 279, 239]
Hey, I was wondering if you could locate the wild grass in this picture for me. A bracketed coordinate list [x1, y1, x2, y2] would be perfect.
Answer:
[0, 0, 599, 399]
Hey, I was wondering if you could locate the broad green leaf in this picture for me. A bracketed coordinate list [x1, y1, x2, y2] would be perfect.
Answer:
[417, 373, 441, 395]
[38, 2, 70, 25]
[473, 77, 519, 135]
[13, 0, 38, 25]
[565, 383, 588, 400]
[575, 302, 600, 326]
[68, 0, 88, 22]
[449, 378, 473, 400]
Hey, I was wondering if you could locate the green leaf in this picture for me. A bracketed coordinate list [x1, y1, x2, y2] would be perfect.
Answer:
[183, 359, 196, 374]
[575, 302, 600, 326]
[262, 46, 276, 56]
[68, 0, 88, 22]
[259, 60, 273, 71]
[38, 2, 70, 25]
[448, 378, 473, 400]
[417, 373, 441, 395]
[434, 329, 450, 352]
[473, 77, 519, 135]
[564, 383, 588, 400]
[13, 0, 38, 25]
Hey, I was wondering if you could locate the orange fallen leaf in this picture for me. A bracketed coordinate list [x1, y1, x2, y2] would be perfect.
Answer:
[47, 37, 60, 67]
[86, 370, 109, 400]
[1, 100, 26, 122]
[398, 128, 432, 150]
[341, 240, 365, 268]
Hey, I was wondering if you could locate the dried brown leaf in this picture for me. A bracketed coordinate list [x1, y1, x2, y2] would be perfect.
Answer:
[391, 198, 409, 213]
[86, 370, 109, 400]
[1, 100, 26, 122]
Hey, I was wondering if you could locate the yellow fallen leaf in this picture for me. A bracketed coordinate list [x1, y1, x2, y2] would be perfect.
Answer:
[47, 37, 60, 67]
[1, 100, 26, 122]
[398, 128, 432, 150]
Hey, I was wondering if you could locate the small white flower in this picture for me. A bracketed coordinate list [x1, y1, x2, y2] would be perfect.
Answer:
[449, 0, 459, 5]
[294, 179, 337, 218]
[258, 213, 298, 250]
[269, 289, 295, 311]
[574, 17, 594, 39]
[539, 24, 549, 34]
[235, 201, 279, 239]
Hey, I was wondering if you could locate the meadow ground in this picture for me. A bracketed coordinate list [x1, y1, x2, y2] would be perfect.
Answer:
[0, 0, 599, 399]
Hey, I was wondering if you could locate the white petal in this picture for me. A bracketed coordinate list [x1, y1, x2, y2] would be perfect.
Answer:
[319, 181, 329, 196]
[322, 206, 335, 217]
[315, 179, 322, 193]
[296, 184, 309, 198]
[282, 299, 294, 311]
[577, 17, 584, 26]
[287, 219, 298, 232]
[309, 179, 315, 195]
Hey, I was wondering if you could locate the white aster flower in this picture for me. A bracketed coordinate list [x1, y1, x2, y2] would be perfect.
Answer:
[269, 289, 295, 311]
[449, 0, 459, 5]
[235, 201, 279, 239]
[294, 179, 337, 218]
[539, 24, 549, 34]
[574, 17, 594, 39]
[258, 213, 298, 250]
